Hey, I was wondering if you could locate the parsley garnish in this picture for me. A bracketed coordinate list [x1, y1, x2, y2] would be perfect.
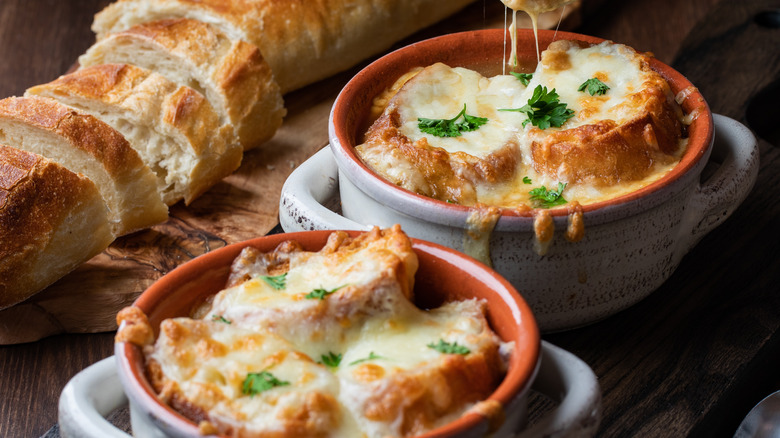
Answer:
[529, 182, 568, 208]
[242, 371, 289, 396]
[259, 273, 287, 290]
[211, 315, 231, 324]
[578, 78, 610, 96]
[500, 85, 574, 129]
[427, 339, 471, 355]
[304, 285, 345, 300]
[511, 72, 534, 86]
[418, 104, 488, 137]
[320, 352, 342, 368]
[523, 176, 532, 184]
[349, 351, 383, 365]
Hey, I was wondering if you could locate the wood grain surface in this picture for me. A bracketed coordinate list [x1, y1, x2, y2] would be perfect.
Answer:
[1, 0, 779, 437]
[0, 0, 581, 345]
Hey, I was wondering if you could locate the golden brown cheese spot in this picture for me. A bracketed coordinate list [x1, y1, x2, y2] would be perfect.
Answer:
[469, 399, 506, 433]
[277, 392, 342, 438]
[541, 45, 571, 71]
[196, 337, 227, 359]
[197, 421, 219, 435]
[115, 306, 154, 346]
[352, 364, 386, 383]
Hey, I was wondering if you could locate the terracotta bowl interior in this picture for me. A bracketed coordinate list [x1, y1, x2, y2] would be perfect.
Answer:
[331, 28, 713, 217]
[116, 230, 541, 438]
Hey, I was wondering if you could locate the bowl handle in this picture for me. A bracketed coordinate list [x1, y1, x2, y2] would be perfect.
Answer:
[515, 341, 602, 438]
[58, 356, 131, 438]
[57, 344, 601, 438]
[280, 146, 371, 232]
[676, 114, 759, 257]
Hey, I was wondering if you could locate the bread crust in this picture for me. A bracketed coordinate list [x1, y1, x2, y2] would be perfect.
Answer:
[529, 42, 683, 185]
[28, 63, 243, 205]
[91, 0, 475, 93]
[0, 145, 113, 309]
[0, 96, 168, 235]
[80, 18, 284, 151]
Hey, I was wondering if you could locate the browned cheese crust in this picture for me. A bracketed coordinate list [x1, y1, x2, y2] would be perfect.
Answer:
[352, 301, 506, 436]
[361, 112, 519, 205]
[529, 40, 683, 186]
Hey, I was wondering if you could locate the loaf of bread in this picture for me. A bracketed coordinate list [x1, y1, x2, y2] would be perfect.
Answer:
[27, 63, 243, 205]
[79, 18, 285, 151]
[91, 0, 476, 93]
[0, 145, 114, 309]
[0, 96, 168, 236]
[0, 0, 477, 315]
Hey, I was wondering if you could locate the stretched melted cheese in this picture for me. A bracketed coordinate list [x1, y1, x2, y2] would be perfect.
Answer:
[137, 226, 511, 438]
[356, 39, 685, 208]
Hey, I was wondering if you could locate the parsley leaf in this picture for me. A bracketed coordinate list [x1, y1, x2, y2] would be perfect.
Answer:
[242, 371, 289, 396]
[529, 182, 568, 208]
[427, 339, 471, 355]
[211, 315, 232, 324]
[259, 273, 287, 290]
[304, 285, 346, 300]
[510, 72, 534, 86]
[500, 85, 574, 129]
[320, 352, 342, 368]
[578, 78, 610, 96]
[418, 104, 488, 137]
[349, 351, 383, 365]
[522, 176, 532, 184]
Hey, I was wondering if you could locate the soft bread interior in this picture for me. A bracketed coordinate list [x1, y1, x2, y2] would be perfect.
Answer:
[27, 64, 242, 205]
[0, 96, 167, 235]
[79, 19, 285, 151]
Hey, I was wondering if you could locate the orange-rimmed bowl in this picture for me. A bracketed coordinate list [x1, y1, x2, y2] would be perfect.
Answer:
[114, 229, 542, 437]
[318, 29, 758, 331]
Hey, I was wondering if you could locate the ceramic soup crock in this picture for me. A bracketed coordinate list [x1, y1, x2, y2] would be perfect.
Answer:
[281, 29, 759, 332]
[58, 229, 601, 437]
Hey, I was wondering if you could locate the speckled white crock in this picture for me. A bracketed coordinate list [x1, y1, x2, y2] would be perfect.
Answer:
[281, 29, 760, 332]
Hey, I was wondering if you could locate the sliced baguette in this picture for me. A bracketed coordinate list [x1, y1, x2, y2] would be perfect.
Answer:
[90, 0, 476, 94]
[0, 145, 114, 309]
[27, 64, 243, 205]
[80, 18, 284, 151]
[0, 96, 168, 235]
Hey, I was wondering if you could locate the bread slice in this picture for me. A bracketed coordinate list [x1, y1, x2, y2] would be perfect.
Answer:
[0, 96, 168, 235]
[79, 18, 284, 151]
[27, 64, 243, 205]
[0, 145, 114, 309]
[90, 0, 476, 94]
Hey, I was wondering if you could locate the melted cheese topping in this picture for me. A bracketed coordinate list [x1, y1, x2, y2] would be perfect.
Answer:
[146, 227, 512, 438]
[502, 0, 577, 64]
[357, 39, 685, 209]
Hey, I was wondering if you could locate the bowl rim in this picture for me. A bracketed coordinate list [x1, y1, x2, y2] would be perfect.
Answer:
[115, 229, 541, 437]
[328, 28, 714, 227]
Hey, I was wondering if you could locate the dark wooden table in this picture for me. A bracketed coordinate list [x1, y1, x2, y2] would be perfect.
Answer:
[1, 0, 778, 436]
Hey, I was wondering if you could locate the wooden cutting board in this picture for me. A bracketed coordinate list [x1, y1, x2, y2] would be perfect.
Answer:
[0, 1, 582, 344]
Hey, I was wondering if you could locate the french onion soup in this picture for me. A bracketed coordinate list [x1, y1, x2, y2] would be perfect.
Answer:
[355, 39, 687, 214]
[116, 226, 515, 437]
